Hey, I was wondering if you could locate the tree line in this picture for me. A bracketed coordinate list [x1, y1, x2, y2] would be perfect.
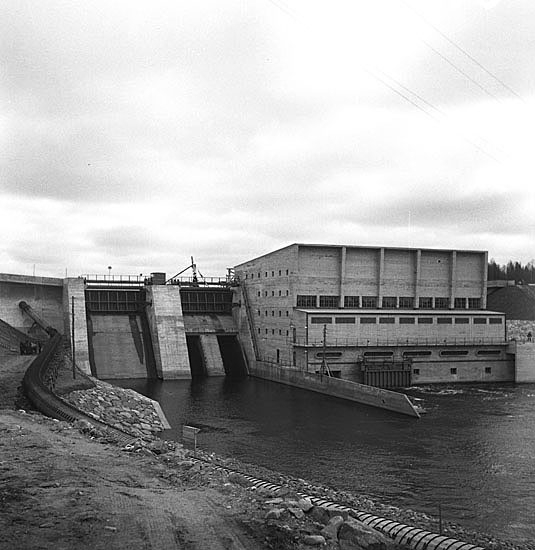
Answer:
[488, 259, 535, 283]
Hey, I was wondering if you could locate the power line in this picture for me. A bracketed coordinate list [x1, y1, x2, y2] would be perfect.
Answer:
[399, 0, 524, 102]
[264, 0, 501, 162]
[422, 39, 501, 102]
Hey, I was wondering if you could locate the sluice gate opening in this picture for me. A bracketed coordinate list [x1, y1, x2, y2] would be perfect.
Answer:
[186, 335, 206, 377]
[359, 356, 412, 389]
[217, 335, 248, 377]
[85, 288, 157, 379]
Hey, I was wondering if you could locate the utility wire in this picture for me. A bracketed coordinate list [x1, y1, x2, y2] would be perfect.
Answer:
[264, 0, 501, 162]
[399, 0, 524, 102]
[422, 39, 502, 101]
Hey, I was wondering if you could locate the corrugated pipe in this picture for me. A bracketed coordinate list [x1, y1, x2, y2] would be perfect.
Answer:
[195, 459, 485, 550]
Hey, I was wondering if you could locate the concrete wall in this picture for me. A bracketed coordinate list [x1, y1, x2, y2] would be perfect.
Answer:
[183, 314, 236, 334]
[63, 278, 91, 375]
[88, 314, 150, 379]
[145, 285, 190, 379]
[513, 341, 535, 382]
[249, 361, 420, 417]
[199, 334, 225, 376]
[0, 276, 64, 335]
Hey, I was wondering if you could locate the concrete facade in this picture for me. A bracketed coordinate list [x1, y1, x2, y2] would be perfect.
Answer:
[63, 278, 91, 375]
[235, 243, 506, 385]
[0, 274, 64, 335]
[145, 285, 190, 379]
[199, 334, 225, 376]
[88, 314, 150, 379]
[513, 342, 535, 382]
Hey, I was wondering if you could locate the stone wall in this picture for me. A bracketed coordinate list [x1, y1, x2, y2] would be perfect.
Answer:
[507, 319, 535, 341]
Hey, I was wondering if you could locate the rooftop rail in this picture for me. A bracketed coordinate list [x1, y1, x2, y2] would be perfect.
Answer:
[294, 336, 508, 348]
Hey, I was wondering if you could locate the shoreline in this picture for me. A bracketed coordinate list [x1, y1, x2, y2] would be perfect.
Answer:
[55, 364, 523, 549]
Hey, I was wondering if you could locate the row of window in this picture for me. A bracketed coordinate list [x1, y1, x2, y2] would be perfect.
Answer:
[414, 366, 493, 375]
[309, 316, 503, 325]
[258, 328, 291, 336]
[258, 310, 291, 317]
[245, 269, 289, 279]
[317, 349, 501, 359]
[258, 289, 290, 297]
[297, 295, 483, 309]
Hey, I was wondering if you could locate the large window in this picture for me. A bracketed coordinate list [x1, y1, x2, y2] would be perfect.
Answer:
[468, 298, 481, 309]
[382, 296, 397, 308]
[399, 297, 414, 309]
[379, 317, 395, 324]
[454, 297, 466, 309]
[360, 317, 377, 324]
[435, 297, 450, 309]
[361, 296, 378, 308]
[335, 317, 355, 324]
[419, 297, 433, 309]
[297, 295, 316, 307]
[437, 317, 452, 324]
[311, 317, 332, 324]
[319, 295, 340, 308]
[344, 295, 360, 308]
[399, 317, 415, 324]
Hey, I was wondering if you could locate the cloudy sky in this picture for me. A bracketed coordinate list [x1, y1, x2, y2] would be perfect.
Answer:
[1, 0, 534, 278]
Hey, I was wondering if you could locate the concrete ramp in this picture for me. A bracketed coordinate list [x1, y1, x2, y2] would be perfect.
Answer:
[88, 314, 156, 379]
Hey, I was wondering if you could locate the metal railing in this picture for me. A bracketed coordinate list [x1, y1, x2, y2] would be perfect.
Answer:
[168, 276, 233, 287]
[294, 336, 507, 348]
[83, 274, 147, 286]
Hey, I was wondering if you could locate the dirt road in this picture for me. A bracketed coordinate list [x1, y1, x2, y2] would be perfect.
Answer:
[0, 355, 266, 550]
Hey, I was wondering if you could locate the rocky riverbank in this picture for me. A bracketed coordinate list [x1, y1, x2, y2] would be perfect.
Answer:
[53, 367, 527, 549]
[5, 347, 530, 550]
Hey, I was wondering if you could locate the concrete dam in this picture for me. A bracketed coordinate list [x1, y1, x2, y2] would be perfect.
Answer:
[0, 272, 248, 381]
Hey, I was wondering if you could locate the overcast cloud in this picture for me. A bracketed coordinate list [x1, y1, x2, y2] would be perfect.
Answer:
[1, 0, 534, 278]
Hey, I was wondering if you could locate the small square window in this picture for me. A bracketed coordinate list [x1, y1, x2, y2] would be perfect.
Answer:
[450, 367, 457, 375]
[485, 367, 491, 374]
[413, 368, 420, 375]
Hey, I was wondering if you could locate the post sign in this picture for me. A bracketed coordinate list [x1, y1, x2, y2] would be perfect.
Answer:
[182, 425, 201, 455]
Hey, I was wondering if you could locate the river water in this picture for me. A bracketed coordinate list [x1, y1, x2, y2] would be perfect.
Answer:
[112, 376, 535, 544]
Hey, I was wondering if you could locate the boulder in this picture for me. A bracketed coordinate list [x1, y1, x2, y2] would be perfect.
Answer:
[338, 517, 393, 550]
[265, 508, 285, 520]
[298, 497, 314, 512]
[321, 515, 344, 539]
[303, 534, 326, 546]
[309, 506, 331, 525]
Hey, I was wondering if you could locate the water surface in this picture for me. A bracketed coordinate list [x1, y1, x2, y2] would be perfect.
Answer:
[111, 376, 535, 544]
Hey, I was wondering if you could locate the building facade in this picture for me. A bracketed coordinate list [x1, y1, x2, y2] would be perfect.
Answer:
[235, 243, 512, 386]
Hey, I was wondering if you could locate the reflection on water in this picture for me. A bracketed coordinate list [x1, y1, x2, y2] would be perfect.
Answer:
[110, 376, 535, 543]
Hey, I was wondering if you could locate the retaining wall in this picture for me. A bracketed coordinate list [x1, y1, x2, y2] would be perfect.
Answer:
[250, 361, 420, 417]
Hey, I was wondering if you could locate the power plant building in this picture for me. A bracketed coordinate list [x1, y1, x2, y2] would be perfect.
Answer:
[235, 243, 512, 386]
